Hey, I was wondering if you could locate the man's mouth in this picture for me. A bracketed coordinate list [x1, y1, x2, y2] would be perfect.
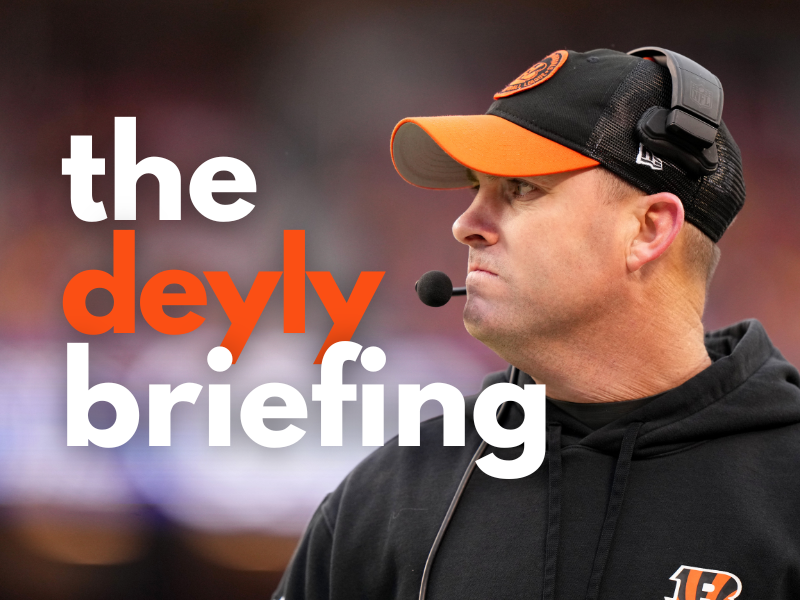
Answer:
[467, 265, 498, 278]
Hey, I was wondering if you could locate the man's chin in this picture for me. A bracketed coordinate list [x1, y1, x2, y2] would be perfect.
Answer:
[463, 296, 538, 358]
[463, 300, 503, 345]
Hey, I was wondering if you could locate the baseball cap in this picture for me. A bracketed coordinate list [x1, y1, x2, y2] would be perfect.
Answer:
[391, 48, 745, 242]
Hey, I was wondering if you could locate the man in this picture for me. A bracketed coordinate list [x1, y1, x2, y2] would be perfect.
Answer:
[274, 48, 800, 599]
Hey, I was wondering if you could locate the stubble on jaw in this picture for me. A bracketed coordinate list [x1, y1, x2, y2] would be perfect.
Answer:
[461, 264, 624, 370]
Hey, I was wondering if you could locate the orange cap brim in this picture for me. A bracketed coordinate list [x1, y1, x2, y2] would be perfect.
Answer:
[391, 115, 599, 189]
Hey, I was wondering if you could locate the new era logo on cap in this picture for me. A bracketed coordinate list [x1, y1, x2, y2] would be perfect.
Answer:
[636, 143, 663, 171]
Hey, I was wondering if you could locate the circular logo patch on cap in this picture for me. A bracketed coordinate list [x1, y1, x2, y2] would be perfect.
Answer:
[494, 50, 568, 99]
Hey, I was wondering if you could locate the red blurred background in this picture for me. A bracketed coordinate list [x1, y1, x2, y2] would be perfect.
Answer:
[1, 0, 799, 597]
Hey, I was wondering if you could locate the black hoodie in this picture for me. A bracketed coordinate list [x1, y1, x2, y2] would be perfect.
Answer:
[273, 320, 800, 599]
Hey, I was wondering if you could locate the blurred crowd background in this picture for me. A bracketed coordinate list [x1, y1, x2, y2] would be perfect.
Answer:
[1, 0, 799, 598]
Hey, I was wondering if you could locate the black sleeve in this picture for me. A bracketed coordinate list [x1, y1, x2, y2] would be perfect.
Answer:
[271, 496, 335, 600]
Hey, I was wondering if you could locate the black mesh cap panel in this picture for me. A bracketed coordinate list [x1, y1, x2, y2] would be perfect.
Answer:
[692, 121, 746, 242]
[584, 59, 746, 242]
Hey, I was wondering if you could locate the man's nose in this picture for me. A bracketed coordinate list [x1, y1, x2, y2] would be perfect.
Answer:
[452, 192, 500, 247]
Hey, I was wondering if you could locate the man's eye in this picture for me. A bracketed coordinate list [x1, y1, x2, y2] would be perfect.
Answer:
[509, 179, 537, 197]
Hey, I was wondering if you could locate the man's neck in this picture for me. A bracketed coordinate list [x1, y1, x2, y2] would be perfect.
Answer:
[515, 296, 712, 404]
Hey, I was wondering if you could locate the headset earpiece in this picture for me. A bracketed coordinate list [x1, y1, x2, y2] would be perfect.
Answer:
[627, 47, 724, 176]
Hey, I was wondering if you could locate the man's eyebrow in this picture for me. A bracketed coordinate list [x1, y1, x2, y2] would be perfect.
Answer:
[466, 169, 497, 184]
[527, 174, 559, 190]
[466, 168, 558, 189]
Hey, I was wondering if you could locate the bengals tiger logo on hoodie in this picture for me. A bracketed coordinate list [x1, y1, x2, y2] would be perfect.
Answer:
[666, 566, 742, 600]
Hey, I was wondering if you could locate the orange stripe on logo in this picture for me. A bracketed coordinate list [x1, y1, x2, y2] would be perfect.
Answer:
[703, 573, 731, 600]
[686, 568, 702, 600]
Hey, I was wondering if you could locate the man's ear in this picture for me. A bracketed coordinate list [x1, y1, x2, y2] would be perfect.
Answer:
[626, 192, 684, 273]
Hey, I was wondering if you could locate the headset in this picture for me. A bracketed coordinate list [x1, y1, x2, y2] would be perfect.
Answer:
[627, 46, 724, 176]
[413, 47, 724, 599]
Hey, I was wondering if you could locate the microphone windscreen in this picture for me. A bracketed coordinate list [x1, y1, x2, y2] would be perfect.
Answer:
[416, 271, 454, 307]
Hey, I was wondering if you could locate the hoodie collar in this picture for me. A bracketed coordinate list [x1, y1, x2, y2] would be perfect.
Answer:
[538, 320, 800, 457]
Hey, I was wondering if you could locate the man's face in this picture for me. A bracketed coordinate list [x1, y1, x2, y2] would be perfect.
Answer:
[453, 167, 634, 357]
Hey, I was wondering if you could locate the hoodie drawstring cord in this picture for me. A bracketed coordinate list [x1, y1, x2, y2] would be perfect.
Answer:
[420, 395, 642, 600]
[541, 423, 563, 600]
[583, 421, 643, 600]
